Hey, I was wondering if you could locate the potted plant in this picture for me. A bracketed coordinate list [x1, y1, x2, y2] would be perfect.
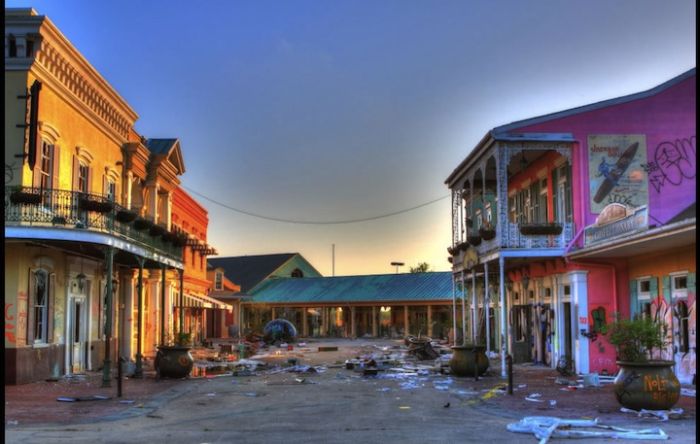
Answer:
[479, 221, 496, 241]
[10, 189, 42, 205]
[133, 217, 154, 231]
[154, 332, 194, 379]
[149, 224, 167, 237]
[519, 223, 563, 236]
[115, 209, 138, 223]
[78, 195, 114, 213]
[601, 316, 680, 410]
[467, 234, 481, 246]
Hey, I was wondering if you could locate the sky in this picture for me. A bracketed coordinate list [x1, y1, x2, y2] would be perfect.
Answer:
[7, 0, 696, 276]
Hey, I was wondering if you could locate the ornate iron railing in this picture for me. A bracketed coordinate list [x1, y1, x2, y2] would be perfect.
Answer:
[5, 186, 182, 260]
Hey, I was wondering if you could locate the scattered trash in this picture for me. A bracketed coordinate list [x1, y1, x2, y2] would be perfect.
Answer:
[549, 400, 557, 408]
[318, 346, 338, 352]
[581, 373, 600, 387]
[555, 377, 577, 385]
[7, 420, 18, 425]
[517, 384, 527, 389]
[443, 402, 450, 408]
[405, 336, 439, 360]
[507, 416, 669, 442]
[620, 407, 684, 422]
[57, 395, 111, 402]
[680, 388, 695, 397]
[528, 393, 542, 398]
[146, 414, 163, 419]
[399, 406, 411, 410]
[263, 319, 297, 344]
[376, 387, 391, 392]
[119, 400, 135, 404]
[525, 396, 544, 403]
[206, 393, 217, 397]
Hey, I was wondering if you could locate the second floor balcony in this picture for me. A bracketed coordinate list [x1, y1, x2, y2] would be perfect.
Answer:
[5, 186, 184, 262]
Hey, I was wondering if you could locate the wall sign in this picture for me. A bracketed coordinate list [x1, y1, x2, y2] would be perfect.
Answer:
[584, 205, 648, 245]
[588, 134, 648, 213]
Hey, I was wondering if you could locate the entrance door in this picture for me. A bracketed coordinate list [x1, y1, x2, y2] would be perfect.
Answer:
[512, 305, 533, 363]
[562, 302, 573, 372]
[69, 296, 88, 373]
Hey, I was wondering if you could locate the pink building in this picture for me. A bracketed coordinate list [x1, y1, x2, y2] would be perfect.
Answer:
[446, 68, 695, 383]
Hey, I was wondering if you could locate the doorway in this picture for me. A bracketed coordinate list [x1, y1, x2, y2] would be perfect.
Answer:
[68, 296, 88, 373]
[562, 301, 573, 371]
[512, 305, 533, 363]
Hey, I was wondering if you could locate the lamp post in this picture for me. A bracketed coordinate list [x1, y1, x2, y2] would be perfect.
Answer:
[390, 262, 404, 274]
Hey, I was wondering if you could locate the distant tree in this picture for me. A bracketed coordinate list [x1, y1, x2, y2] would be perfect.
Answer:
[410, 262, 431, 273]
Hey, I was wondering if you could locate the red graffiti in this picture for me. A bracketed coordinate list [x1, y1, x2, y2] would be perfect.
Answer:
[5, 303, 16, 344]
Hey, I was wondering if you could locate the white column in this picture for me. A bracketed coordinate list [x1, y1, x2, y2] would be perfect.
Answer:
[403, 306, 409, 336]
[351, 307, 357, 338]
[147, 183, 159, 221]
[499, 255, 507, 378]
[461, 272, 467, 344]
[427, 305, 433, 338]
[471, 272, 477, 343]
[125, 172, 133, 209]
[484, 261, 490, 355]
[166, 192, 173, 230]
[302, 308, 309, 337]
[570, 270, 589, 374]
[552, 275, 560, 369]
[122, 272, 135, 360]
[451, 275, 457, 346]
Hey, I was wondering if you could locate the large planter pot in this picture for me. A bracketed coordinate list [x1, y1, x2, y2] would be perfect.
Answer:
[154, 346, 194, 379]
[79, 198, 114, 213]
[449, 344, 489, 377]
[467, 235, 482, 247]
[614, 360, 680, 411]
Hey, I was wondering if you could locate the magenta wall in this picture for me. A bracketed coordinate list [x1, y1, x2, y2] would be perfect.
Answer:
[514, 74, 696, 235]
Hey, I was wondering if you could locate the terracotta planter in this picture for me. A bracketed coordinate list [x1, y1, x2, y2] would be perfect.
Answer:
[154, 346, 194, 379]
[449, 344, 489, 377]
[10, 191, 42, 205]
[519, 224, 563, 235]
[614, 360, 680, 410]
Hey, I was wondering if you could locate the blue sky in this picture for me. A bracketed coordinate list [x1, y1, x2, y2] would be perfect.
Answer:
[7, 0, 695, 275]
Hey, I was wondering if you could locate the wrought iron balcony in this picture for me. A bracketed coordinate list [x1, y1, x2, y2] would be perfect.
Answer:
[5, 186, 183, 261]
[458, 221, 575, 255]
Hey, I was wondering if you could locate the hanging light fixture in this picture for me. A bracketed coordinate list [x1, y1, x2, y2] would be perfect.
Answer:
[521, 272, 530, 292]
[76, 257, 86, 292]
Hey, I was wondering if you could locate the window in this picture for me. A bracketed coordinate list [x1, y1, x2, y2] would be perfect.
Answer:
[26, 38, 34, 57]
[638, 278, 652, 300]
[106, 180, 116, 201]
[676, 301, 690, 354]
[9, 35, 17, 57]
[38, 142, 54, 190]
[31, 269, 50, 343]
[78, 164, 89, 193]
[291, 268, 304, 278]
[671, 274, 688, 299]
[538, 179, 548, 223]
[214, 272, 223, 291]
[475, 208, 482, 230]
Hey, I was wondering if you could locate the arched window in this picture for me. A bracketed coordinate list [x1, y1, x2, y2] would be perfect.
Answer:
[291, 268, 303, 278]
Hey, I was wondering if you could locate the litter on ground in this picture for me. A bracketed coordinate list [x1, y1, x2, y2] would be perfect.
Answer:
[620, 407, 684, 422]
[507, 416, 669, 442]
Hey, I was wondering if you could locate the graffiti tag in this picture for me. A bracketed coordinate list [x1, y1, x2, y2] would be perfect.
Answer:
[645, 136, 696, 193]
[5, 303, 16, 344]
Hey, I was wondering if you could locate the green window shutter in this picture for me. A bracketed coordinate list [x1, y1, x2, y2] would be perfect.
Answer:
[662, 275, 671, 304]
[650, 276, 658, 299]
[629, 279, 638, 318]
[688, 272, 696, 294]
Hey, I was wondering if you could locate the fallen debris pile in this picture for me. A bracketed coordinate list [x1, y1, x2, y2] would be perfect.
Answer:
[507, 416, 669, 442]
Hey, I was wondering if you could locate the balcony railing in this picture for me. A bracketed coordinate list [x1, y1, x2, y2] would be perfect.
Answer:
[5, 186, 182, 261]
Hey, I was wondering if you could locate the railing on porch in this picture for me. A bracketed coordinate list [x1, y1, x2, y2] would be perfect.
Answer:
[500, 222, 575, 249]
[5, 186, 182, 260]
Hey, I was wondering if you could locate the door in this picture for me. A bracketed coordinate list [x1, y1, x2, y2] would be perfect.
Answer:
[562, 302, 573, 372]
[511, 305, 533, 363]
[69, 296, 88, 373]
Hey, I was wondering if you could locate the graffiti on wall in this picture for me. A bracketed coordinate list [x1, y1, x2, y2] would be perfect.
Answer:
[588, 135, 648, 213]
[17, 291, 27, 345]
[5, 303, 16, 344]
[642, 136, 696, 193]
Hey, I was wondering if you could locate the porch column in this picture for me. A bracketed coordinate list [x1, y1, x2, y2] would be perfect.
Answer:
[499, 255, 507, 378]
[125, 171, 133, 209]
[427, 305, 433, 338]
[451, 274, 457, 345]
[160, 266, 166, 346]
[471, 272, 477, 343]
[372, 306, 378, 337]
[461, 271, 467, 344]
[102, 247, 115, 387]
[484, 261, 490, 356]
[179, 269, 184, 334]
[134, 257, 144, 378]
[271, 307, 276, 320]
[350, 306, 357, 338]
[404, 305, 410, 336]
[302, 308, 309, 337]
[122, 271, 134, 361]
[570, 270, 590, 374]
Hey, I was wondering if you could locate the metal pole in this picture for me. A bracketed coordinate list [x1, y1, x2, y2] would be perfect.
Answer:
[461, 271, 466, 345]
[471, 272, 477, 344]
[485, 261, 490, 356]
[499, 255, 507, 378]
[102, 247, 114, 387]
[117, 356, 123, 397]
[135, 257, 144, 378]
[507, 354, 513, 395]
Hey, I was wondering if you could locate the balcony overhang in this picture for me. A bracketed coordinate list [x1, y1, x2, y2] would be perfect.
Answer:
[5, 226, 183, 269]
[566, 219, 696, 260]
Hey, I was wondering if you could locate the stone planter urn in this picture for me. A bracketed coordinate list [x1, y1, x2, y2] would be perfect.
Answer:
[614, 360, 680, 410]
[449, 344, 489, 377]
[154, 346, 194, 379]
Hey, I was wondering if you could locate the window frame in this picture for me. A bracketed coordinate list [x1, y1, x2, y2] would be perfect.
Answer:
[32, 269, 50, 344]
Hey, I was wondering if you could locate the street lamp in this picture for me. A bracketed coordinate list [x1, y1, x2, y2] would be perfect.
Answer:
[390, 262, 404, 274]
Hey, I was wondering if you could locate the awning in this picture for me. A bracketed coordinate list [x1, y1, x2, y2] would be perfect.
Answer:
[175, 292, 232, 310]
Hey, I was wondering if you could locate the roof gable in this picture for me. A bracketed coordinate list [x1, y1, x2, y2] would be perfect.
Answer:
[146, 138, 186, 175]
[208, 253, 299, 293]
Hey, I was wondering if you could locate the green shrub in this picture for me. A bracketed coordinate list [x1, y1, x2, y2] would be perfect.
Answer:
[601, 316, 668, 363]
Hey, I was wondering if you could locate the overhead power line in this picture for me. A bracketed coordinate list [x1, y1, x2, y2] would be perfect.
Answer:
[181, 185, 449, 225]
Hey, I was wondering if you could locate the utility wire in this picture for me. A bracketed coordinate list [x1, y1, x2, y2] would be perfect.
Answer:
[181, 185, 450, 225]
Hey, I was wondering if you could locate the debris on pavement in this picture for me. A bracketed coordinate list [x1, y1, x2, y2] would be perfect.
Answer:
[620, 407, 684, 422]
[57, 395, 111, 402]
[680, 388, 695, 397]
[507, 416, 669, 442]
